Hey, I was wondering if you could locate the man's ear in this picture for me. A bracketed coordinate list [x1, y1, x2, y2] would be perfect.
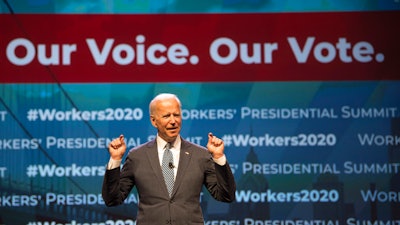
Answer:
[150, 115, 157, 128]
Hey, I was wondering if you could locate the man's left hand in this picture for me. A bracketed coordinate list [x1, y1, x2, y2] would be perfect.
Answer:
[207, 132, 224, 159]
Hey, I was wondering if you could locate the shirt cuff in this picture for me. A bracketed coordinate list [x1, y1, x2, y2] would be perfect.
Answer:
[107, 157, 122, 170]
[213, 154, 226, 166]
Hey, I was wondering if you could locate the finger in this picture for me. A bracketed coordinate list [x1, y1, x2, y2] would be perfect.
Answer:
[119, 134, 125, 144]
[109, 142, 118, 149]
[208, 132, 217, 145]
[213, 138, 223, 146]
[208, 133, 223, 145]
[110, 136, 124, 149]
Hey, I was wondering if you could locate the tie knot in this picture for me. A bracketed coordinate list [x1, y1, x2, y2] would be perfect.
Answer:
[165, 142, 172, 150]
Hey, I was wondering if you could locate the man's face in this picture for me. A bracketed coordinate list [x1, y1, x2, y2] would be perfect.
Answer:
[150, 98, 182, 142]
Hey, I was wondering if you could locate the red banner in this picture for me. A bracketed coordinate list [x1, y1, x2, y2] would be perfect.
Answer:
[1, 12, 399, 83]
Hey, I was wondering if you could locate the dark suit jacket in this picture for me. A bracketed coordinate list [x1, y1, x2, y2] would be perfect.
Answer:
[102, 137, 236, 225]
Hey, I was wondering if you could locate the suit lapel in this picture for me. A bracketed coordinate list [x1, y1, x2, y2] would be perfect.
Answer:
[145, 140, 170, 196]
[171, 139, 193, 197]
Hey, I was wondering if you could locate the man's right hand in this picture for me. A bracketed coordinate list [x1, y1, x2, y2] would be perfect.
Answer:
[108, 134, 126, 160]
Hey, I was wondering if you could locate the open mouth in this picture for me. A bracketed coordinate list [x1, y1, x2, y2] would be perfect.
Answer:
[167, 127, 179, 133]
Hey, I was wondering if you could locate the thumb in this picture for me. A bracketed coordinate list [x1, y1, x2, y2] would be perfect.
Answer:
[119, 134, 125, 144]
[208, 132, 214, 143]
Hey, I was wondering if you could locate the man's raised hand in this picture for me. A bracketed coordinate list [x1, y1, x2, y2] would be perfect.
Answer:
[206, 132, 224, 159]
[108, 134, 126, 160]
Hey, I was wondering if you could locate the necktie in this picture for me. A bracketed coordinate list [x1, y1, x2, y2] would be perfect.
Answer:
[162, 142, 174, 197]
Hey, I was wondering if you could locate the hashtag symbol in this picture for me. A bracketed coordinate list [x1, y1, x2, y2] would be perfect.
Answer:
[222, 134, 232, 147]
[27, 109, 39, 121]
[26, 165, 38, 177]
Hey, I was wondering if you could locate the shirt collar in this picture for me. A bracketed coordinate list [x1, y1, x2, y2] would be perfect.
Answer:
[156, 134, 181, 150]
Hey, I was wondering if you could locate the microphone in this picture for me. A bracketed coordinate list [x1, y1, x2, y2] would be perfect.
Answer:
[168, 162, 174, 169]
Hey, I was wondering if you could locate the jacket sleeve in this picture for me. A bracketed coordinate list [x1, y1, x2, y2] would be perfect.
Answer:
[102, 156, 136, 206]
[204, 158, 236, 202]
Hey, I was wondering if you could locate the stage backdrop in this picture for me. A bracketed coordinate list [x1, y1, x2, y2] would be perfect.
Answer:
[1, 1, 400, 225]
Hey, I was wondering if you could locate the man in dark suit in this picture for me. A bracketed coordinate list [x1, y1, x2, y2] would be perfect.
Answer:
[102, 93, 236, 225]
